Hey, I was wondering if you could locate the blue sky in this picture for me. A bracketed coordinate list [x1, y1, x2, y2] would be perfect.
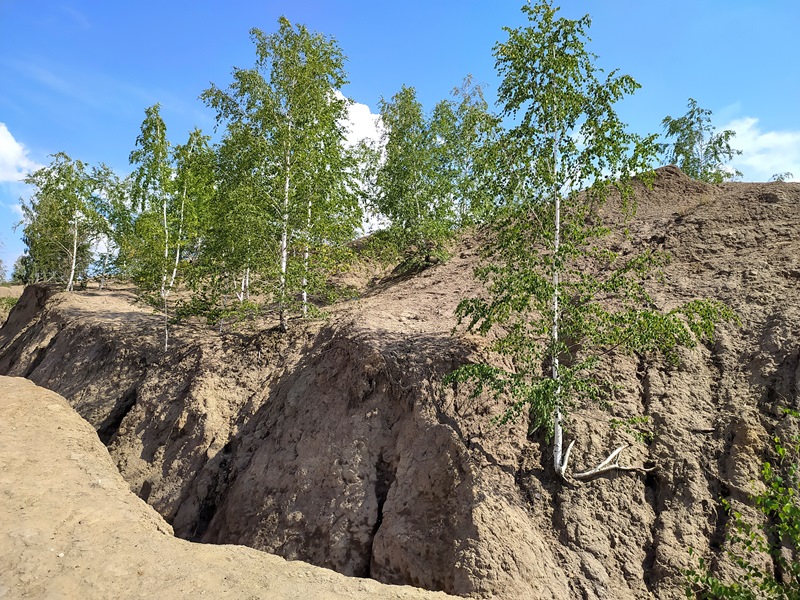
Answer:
[1, 0, 799, 276]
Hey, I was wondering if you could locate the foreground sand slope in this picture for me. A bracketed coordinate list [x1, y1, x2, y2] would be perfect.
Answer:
[0, 376, 454, 600]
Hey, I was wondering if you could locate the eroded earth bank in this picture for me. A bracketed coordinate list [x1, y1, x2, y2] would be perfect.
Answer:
[1, 167, 798, 598]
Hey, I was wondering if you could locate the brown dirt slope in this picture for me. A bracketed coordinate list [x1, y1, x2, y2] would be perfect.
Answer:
[0, 166, 799, 599]
[0, 376, 454, 600]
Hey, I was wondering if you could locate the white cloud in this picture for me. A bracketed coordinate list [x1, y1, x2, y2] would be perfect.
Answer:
[0, 123, 42, 182]
[344, 99, 384, 147]
[335, 91, 384, 148]
[723, 117, 800, 182]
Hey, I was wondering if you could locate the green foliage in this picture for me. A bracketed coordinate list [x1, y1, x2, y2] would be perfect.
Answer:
[174, 292, 260, 328]
[445, 76, 502, 226]
[18, 152, 106, 290]
[371, 77, 499, 272]
[87, 163, 129, 282]
[0, 296, 17, 312]
[10, 254, 32, 284]
[449, 1, 735, 459]
[661, 98, 742, 183]
[201, 17, 361, 330]
[373, 85, 455, 269]
[125, 105, 212, 297]
[686, 428, 800, 598]
[610, 416, 654, 444]
[769, 172, 793, 183]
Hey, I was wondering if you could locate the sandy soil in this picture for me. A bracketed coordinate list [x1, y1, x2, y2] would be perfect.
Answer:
[0, 376, 454, 600]
[0, 167, 798, 598]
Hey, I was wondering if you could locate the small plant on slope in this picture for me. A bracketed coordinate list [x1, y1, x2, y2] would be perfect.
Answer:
[686, 421, 800, 598]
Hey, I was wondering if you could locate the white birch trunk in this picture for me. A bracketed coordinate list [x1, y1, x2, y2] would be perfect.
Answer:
[160, 191, 169, 301]
[551, 135, 566, 476]
[66, 211, 78, 292]
[167, 183, 186, 293]
[236, 266, 250, 304]
[279, 141, 290, 332]
[237, 238, 251, 303]
[163, 295, 169, 352]
[302, 194, 312, 318]
[552, 182, 563, 474]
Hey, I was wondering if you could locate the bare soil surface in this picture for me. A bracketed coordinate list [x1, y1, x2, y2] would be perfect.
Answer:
[1, 167, 799, 598]
[0, 376, 454, 600]
[0, 285, 24, 298]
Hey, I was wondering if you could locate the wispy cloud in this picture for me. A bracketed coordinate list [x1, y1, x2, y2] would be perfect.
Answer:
[2, 56, 207, 127]
[0, 123, 42, 182]
[724, 117, 800, 182]
[7, 199, 24, 219]
[2, 57, 105, 109]
[60, 5, 91, 30]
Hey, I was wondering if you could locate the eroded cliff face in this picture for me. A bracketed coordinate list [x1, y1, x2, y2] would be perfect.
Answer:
[1, 167, 798, 599]
[0, 376, 455, 600]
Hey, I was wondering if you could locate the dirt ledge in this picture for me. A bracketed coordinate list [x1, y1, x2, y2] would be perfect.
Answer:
[0, 376, 455, 600]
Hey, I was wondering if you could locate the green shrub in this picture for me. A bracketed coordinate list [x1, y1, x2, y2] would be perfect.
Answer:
[686, 416, 800, 598]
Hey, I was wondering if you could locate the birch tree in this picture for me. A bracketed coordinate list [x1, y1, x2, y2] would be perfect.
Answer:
[438, 76, 501, 226]
[450, 1, 736, 479]
[202, 17, 359, 331]
[171, 128, 215, 286]
[372, 80, 499, 269]
[19, 153, 102, 290]
[88, 163, 130, 288]
[374, 86, 456, 269]
[661, 98, 742, 183]
[129, 105, 212, 349]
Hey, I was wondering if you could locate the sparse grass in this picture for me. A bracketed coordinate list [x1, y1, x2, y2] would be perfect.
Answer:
[0, 296, 18, 321]
[610, 416, 655, 444]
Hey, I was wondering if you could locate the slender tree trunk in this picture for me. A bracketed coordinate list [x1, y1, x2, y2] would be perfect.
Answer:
[302, 194, 312, 318]
[279, 140, 290, 333]
[160, 191, 170, 301]
[161, 171, 186, 353]
[99, 249, 108, 290]
[167, 183, 186, 292]
[551, 135, 564, 476]
[237, 267, 250, 303]
[244, 237, 251, 301]
[552, 192, 563, 473]
[66, 211, 78, 292]
[163, 295, 169, 352]
[157, 184, 170, 352]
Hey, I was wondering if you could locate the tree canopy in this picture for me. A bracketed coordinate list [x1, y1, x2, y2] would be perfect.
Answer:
[202, 18, 361, 330]
[661, 98, 742, 183]
[14, 9, 738, 362]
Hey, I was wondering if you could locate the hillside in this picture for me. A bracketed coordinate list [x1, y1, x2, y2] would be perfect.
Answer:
[1, 166, 798, 598]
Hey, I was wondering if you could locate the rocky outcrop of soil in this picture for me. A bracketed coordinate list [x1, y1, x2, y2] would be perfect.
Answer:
[0, 376, 453, 599]
[1, 167, 798, 598]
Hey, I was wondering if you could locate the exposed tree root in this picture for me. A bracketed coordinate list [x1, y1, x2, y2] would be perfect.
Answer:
[556, 439, 575, 479]
[572, 445, 658, 480]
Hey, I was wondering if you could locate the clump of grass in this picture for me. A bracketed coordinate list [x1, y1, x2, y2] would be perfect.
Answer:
[0, 296, 18, 321]
[0, 296, 17, 309]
